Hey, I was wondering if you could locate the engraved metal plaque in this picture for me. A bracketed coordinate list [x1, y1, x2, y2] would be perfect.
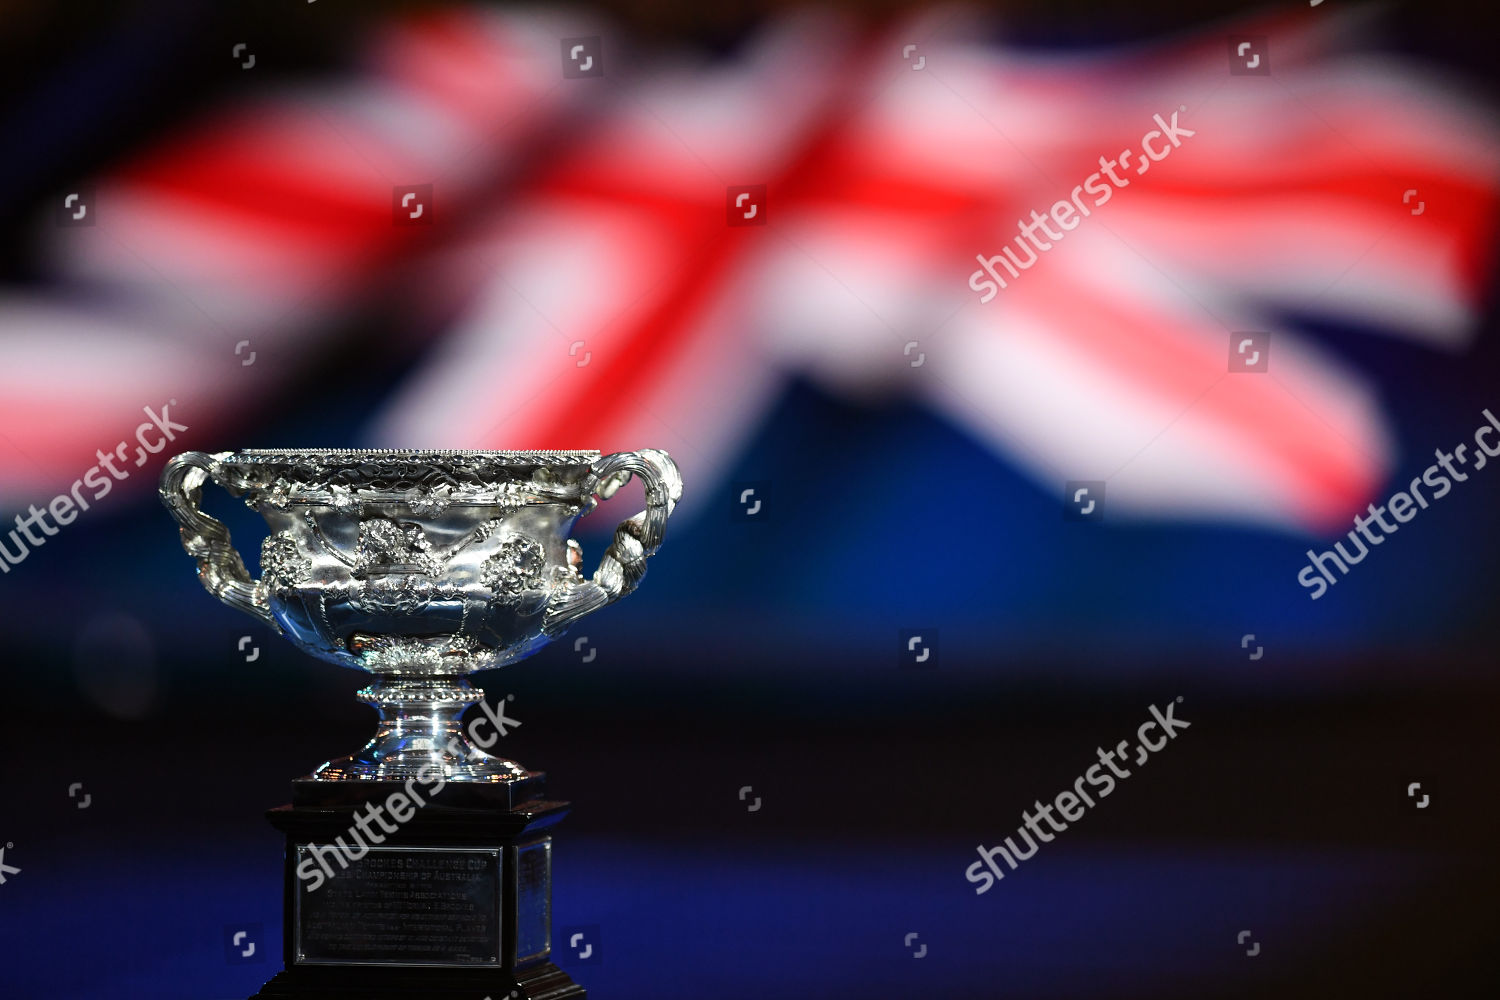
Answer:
[294, 845, 501, 967]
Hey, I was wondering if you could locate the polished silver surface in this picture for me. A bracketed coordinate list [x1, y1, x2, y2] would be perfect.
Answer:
[161, 447, 681, 783]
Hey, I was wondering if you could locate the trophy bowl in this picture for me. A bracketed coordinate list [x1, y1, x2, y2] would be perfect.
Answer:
[161, 448, 681, 785]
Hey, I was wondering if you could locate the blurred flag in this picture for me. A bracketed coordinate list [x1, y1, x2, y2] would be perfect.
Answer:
[4, 5, 1496, 535]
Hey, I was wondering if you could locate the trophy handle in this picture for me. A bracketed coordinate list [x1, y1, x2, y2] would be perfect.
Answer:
[160, 450, 277, 628]
[542, 448, 682, 637]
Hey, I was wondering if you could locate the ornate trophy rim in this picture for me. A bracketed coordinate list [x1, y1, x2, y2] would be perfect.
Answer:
[211, 448, 606, 511]
[227, 447, 600, 465]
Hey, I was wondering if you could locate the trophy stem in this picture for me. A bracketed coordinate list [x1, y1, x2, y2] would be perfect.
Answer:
[308, 675, 532, 783]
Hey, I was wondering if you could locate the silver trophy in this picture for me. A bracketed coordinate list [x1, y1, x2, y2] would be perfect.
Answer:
[160, 448, 681, 784]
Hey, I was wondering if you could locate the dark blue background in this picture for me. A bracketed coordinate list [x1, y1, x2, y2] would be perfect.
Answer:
[2, 2, 1498, 998]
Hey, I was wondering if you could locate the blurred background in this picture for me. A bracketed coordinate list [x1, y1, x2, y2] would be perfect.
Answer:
[2, 1, 1498, 997]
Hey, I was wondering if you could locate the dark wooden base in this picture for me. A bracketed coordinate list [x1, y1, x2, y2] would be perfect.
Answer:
[246, 778, 584, 999]
[249, 960, 584, 998]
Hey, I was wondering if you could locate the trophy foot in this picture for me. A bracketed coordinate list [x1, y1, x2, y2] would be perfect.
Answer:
[250, 962, 584, 999]
[310, 675, 532, 784]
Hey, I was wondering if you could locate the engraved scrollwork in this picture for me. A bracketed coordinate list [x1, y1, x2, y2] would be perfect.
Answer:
[408, 484, 455, 516]
[219, 449, 597, 513]
[480, 533, 548, 600]
[355, 518, 441, 577]
[327, 482, 359, 514]
[349, 576, 429, 616]
[260, 532, 312, 591]
[346, 633, 487, 672]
